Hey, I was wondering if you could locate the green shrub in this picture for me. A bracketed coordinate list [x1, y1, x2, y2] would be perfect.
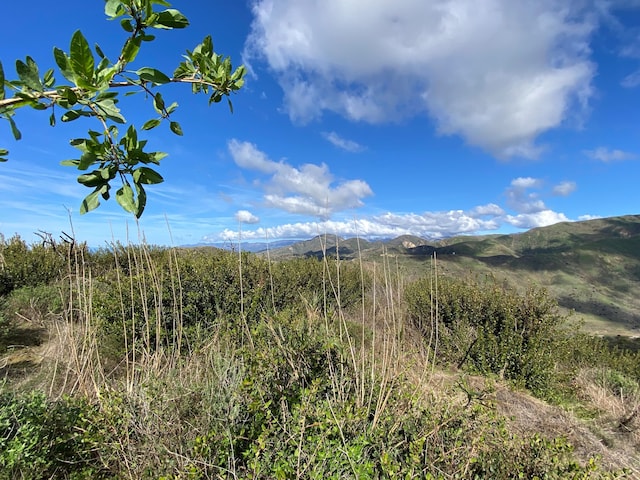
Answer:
[87, 247, 365, 364]
[0, 389, 114, 479]
[0, 235, 69, 297]
[406, 276, 566, 395]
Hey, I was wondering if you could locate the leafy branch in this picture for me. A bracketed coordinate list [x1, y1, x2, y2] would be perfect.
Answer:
[0, 0, 245, 217]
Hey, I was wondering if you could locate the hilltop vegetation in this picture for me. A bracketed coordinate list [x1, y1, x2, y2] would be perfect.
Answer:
[267, 215, 640, 337]
[1, 219, 639, 477]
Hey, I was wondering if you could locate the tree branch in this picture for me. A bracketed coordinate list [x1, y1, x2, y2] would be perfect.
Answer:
[0, 78, 230, 110]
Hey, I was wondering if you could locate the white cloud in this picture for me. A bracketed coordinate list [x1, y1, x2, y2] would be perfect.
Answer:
[235, 210, 260, 224]
[584, 147, 637, 162]
[206, 177, 574, 242]
[578, 214, 601, 221]
[245, 0, 596, 158]
[505, 210, 569, 229]
[621, 69, 640, 87]
[322, 131, 365, 152]
[552, 181, 577, 196]
[214, 211, 501, 242]
[469, 203, 506, 216]
[228, 139, 278, 173]
[505, 177, 547, 213]
[228, 139, 373, 218]
[511, 177, 542, 189]
[211, 203, 507, 242]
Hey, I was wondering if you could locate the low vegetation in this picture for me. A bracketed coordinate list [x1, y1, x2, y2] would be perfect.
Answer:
[1, 231, 639, 478]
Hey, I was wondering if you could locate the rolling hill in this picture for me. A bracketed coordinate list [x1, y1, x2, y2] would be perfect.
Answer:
[265, 215, 640, 336]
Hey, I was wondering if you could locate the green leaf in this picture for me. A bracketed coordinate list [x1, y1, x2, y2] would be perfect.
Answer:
[8, 117, 21, 140]
[15, 56, 43, 92]
[133, 166, 164, 184]
[120, 18, 134, 32]
[0, 148, 8, 162]
[49, 111, 56, 126]
[60, 159, 79, 167]
[95, 65, 118, 88]
[99, 165, 116, 180]
[53, 47, 75, 83]
[0, 61, 5, 101]
[148, 151, 168, 164]
[57, 87, 79, 108]
[142, 118, 161, 130]
[95, 43, 106, 59]
[78, 152, 98, 170]
[69, 31, 95, 87]
[80, 189, 101, 214]
[134, 182, 147, 218]
[116, 184, 137, 214]
[95, 98, 126, 123]
[153, 92, 165, 114]
[166, 101, 178, 114]
[121, 37, 142, 64]
[154, 9, 189, 29]
[61, 110, 82, 122]
[101, 184, 111, 200]
[43, 68, 55, 88]
[105, 0, 125, 18]
[170, 121, 183, 136]
[202, 35, 214, 56]
[77, 171, 104, 187]
[137, 67, 171, 85]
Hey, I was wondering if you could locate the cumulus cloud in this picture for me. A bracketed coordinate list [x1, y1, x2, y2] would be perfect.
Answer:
[322, 131, 365, 152]
[235, 210, 260, 224]
[505, 177, 546, 213]
[245, 0, 596, 158]
[584, 147, 637, 162]
[228, 139, 373, 218]
[552, 181, 577, 196]
[469, 203, 506, 216]
[500, 177, 574, 228]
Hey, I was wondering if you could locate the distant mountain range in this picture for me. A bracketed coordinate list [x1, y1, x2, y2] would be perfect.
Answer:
[255, 215, 640, 337]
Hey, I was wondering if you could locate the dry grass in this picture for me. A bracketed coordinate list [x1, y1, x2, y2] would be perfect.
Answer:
[496, 383, 640, 475]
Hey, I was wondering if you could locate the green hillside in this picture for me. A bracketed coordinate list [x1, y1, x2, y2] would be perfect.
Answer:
[270, 215, 640, 336]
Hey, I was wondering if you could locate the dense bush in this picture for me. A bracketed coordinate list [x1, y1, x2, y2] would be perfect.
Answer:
[0, 389, 114, 479]
[406, 275, 566, 395]
[0, 235, 68, 297]
[88, 247, 365, 360]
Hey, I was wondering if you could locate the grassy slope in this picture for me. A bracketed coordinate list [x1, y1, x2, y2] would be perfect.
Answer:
[269, 215, 640, 336]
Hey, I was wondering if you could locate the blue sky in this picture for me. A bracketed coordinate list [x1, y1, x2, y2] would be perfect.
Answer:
[1, 0, 640, 247]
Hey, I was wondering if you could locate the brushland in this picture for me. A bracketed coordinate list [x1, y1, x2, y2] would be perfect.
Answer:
[270, 214, 640, 338]
[0, 216, 639, 478]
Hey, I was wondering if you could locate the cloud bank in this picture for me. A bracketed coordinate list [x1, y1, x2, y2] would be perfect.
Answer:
[209, 177, 576, 242]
